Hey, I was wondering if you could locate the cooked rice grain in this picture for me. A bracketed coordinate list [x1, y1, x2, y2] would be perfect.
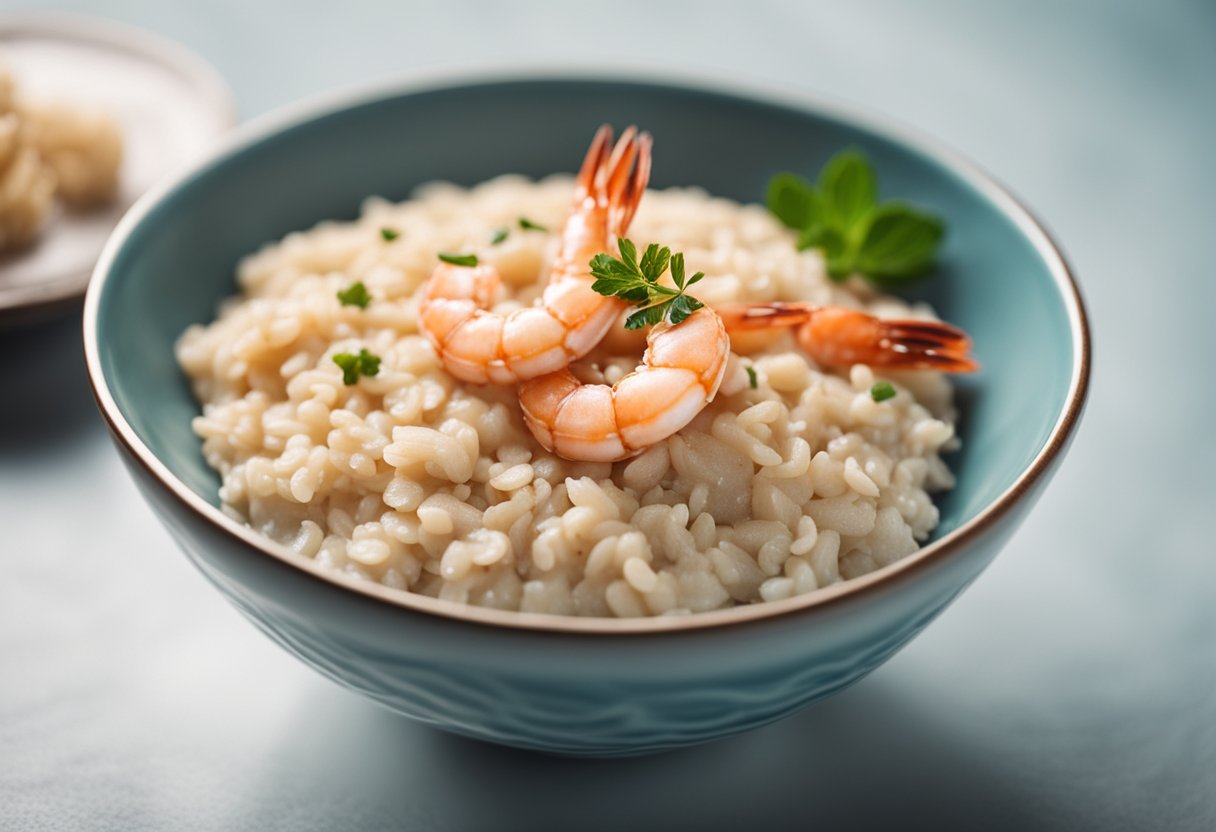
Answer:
[177, 176, 959, 617]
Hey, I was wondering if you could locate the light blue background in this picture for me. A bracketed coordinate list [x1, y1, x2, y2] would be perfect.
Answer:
[2, 1, 1212, 829]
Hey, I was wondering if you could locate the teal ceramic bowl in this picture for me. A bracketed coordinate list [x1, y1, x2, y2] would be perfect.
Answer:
[84, 74, 1090, 757]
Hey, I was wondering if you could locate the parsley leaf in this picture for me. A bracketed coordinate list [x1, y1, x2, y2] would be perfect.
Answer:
[490, 227, 509, 245]
[870, 381, 896, 402]
[358, 349, 381, 377]
[380, 227, 400, 241]
[639, 243, 670, 283]
[336, 281, 371, 309]
[518, 216, 549, 232]
[767, 149, 945, 285]
[333, 348, 381, 386]
[667, 293, 704, 325]
[624, 303, 668, 330]
[438, 252, 478, 267]
[745, 365, 758, 389]
[589, 238, 706, 329]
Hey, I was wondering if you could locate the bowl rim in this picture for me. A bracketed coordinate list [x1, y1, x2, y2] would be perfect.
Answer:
[83, 67, 1091, 636]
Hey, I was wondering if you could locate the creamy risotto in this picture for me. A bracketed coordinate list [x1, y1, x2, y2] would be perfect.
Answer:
[176, 176, 960, 617]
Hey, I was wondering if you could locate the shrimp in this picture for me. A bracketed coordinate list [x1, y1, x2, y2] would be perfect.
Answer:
[717, 303, 978, 372]
[518, 307, 729, 462]
[418, 125, 652, 384]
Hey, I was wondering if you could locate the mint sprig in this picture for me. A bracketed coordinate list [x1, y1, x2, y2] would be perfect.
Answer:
[767, 149, 944, 283]
[589, 239, 705, 329]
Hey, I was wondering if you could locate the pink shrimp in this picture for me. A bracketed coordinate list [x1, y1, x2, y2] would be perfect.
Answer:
[717, 303, 978, 372]
[418, 125, 652, 384]
[518, 307, 729, 462]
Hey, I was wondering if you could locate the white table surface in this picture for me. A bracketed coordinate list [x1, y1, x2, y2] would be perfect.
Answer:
[3, 1, 1214, 829]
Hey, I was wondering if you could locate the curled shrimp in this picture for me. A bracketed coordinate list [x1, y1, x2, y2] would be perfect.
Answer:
[717, 303, 978, 372]
[418, 125, 652, 384]
[518, 307, 729, 462]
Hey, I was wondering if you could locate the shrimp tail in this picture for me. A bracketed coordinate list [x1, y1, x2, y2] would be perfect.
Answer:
[716, 302, 813, 331]
[718, 302, 978, 373]
[574, 124, 614, 201]
[420, 125, 654, 386]
[799, 307, 979, 372]
[610, 130, 651, 236]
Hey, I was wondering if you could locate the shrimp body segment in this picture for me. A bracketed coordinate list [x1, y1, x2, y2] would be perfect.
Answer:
[718, 303, 978, 372]
[418, 125, 652, 385]
[518, 308, 730, 462]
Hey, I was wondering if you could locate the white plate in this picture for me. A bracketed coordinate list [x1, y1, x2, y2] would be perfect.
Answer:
[0, 12, 235, 323]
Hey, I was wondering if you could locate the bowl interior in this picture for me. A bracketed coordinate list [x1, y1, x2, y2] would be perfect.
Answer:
[94, 78, 1076, 555]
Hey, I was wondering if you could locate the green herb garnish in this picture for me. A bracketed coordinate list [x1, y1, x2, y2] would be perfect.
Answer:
[767, 150, 944, 283]
[870, 381, 896, 402]
[589, 238, 705, 329]
[438, 252, 478, 267]
[490, 227, 509, 245]
[336, 281, 371, 309]
[333, 348, 382, 386]
[380, 227, 400, 241]
[518, 216, 549, 232]
[745, 365, 758, 389]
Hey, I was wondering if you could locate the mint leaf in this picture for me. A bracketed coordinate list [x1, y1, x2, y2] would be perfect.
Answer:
[807, 227, 856, 282]
[768, 149, 944, 286]
[766, 172, 818, 230]
[798, 223, 845, 254]
[819, 150, 877, 231]
[855, 204, 944, 280]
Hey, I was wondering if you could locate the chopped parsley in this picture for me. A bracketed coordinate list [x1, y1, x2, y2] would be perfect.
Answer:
[490, 227, 509, 245]
[438, 252, 478, 267]
[379, 227, 400, 242]
[336, 281, 371, 309]
[588, 238, 705, 329]
[767, 149, 944, 284]
[518, 216, 549, 232]
[745, 365, 759, 389]
[870, 381, 897, 402]
[333, 348, 381, 385]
